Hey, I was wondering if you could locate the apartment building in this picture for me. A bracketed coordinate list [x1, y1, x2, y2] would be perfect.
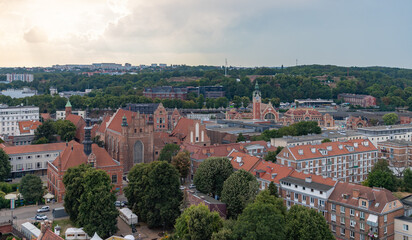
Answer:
[0, 105, 39, 136]
[327, 182, 404, 240]
[338, 93, 377, 107]
[279, 171, 337, 215]
[276, 139, 378, 183]
[6, 73, 34, 83]
[253, 160, 294, 192]
[1, 142, 68, 178]
[394, 216, 412, 240]
[357, 125, 412, 147]
[378, 140, 412, 169]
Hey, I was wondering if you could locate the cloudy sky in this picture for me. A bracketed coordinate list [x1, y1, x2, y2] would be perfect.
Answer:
[0, 0, 411, 68]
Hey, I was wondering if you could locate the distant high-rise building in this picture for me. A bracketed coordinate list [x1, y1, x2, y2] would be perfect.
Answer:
[6, 73, 34, 83]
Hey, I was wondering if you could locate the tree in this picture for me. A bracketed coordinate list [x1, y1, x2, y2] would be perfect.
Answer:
[264, 146, 283, 163]
[233, 200, 285, 240]
[158, 143, 181, 163]
[77, 169, 118, 238]
[171, 151, 191, 182]
[174, 204, 223, 240]
[211, 220, 236, 240]
[20, 174, 43, 203]
[54, 120, 76, 142]
[285, 205, 334, 240]
[125, 161, 182, 228]
[236, 133, 246, 142]
[321, 138, 332, 143]
[63, 164, 92, 222]
[34, 120, 56, 143]
[383, 113, 399, 125]
[403, 168, 412, 192]
[32, 137, 49, 145]
[268, 182, 278, 197]
[367, 159, 397, 191]
[220, 169, 259, 218]
[0, 149, 11, 181]
[194, 157, 233, 198]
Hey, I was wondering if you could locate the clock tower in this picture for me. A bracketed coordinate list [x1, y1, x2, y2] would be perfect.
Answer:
[253, 81, 261, 120]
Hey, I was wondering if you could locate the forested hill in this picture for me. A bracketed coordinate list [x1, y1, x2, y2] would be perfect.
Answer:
[0, 65, 411, 113]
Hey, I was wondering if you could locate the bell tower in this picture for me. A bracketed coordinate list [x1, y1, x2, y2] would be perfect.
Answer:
[253, 81, 261, 120]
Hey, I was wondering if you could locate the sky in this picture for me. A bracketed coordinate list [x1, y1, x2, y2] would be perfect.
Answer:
[0, 0, 411, 68]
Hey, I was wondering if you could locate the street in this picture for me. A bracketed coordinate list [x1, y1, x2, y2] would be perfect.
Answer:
[0, 202, 64, 226]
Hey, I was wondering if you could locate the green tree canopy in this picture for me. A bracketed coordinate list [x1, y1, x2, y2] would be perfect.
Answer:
[174, 204, 223, 240]
[285, 205, 334, 240]
[268, 182, 279, 198]
[194, 157, 233, 198]
[264, 147, 283, 163]
[321, 138, 332, 143]
[383, 113, 399, 125]
[236, 133, 246, 142]
[77, 169, 118, 238]
[20, 174, 43, 203]
[403, 168, 412, 192]
[171, 151, 191, 181]
[158, 143, 181, 163]
[0, 149, 11, 181]
[34, 120, 56, 143]
[125, 161, 182, 228]
[54, 120, 77, 141]
[367, 159, 397, 191]
[63, 164, 92, 222]
[220, 169, 259, 218]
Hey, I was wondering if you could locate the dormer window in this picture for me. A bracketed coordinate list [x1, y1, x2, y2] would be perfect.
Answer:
[361, 201, 366, 207]
[311, 148, 316, 153]
[338, 145, 343, 150]
[319, 149, 327, 155]
[354, 143, 358, 148]
[326, 146, 332, 151]
[298, 149, 303, 155]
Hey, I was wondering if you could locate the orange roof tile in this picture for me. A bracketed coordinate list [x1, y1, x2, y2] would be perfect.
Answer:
[228, 151, 262, 172]
[18, 120, 41, 134]
[171, 118, 196, 140]
[97, 115, 111, 133]
[253, 160, 294, 184]
[284, 139, 377, 161]
[106, 109, 137, 133]
[65, 114, 84, 127]
[41, 113, 51, 121]
[2, 142, 71, 155]
[39, 228, 64, 240]
[284, 108, 322, 116]
[329, 182, 399, 214]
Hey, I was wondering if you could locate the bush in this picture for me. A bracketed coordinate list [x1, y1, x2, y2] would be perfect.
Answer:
[0, 182, 12, 193]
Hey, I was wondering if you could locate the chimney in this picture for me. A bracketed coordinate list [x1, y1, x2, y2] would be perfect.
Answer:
[83, 118, 92, 156]
[353, 189, 359, 198]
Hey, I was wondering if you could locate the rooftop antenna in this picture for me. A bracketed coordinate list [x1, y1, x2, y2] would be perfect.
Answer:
[224, 58, 228, 76]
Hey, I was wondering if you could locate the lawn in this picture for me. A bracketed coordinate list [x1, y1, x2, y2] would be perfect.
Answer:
[52, 218, 75, 236]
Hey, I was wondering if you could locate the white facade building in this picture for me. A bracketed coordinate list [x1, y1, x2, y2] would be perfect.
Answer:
[1, 142, 67, 178]
[0, 105, 39, 136]
[6, 73, 34, 82]
[55, 110, 86, 120]
[357, 124, 412, 147]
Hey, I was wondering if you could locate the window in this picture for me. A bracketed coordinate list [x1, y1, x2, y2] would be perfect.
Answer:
[360, 222, 364, 230]
[310, 197, 315, 204]
[360, 211, 365, 220]
[384, 215, 387, 222]
[295, 193, 299, 199]
[384, 226, 387, 234]
[36, 162, 42, 169]
[350, 220, 356, 227]
[341, 216, 345, 225]
[404, 224, 409, 231]
[332, 204, 336, 211]
[331, 214, 336, 222]
[341, 206, 345, 214]
[350, 231, 355, 239]
[26, 163, 32, 170]
[331, 225, 336, 232]
[403, 236, 408, 240]
[340, 228, 345, 236]
[303, 195, 307, 202]
[111, 174, 117, 184]
[350, 209, 355, 216]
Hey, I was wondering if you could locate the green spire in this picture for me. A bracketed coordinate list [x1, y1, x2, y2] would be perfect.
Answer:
[65, 99, 72, 108]
[255, 80, 259, 90]
[121, 114, 128, 127]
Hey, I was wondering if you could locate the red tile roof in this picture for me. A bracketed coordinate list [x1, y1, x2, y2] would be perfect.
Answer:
[228, 151, 262, 172]
[253, 160, 294, 184]
[51, 142, 120, 171]
[154, 132, 181, 147]
[18, 120, 41, 134]
[1, 142, 71, 155]
[285, 108, 322, 116]
[288, 170, 336, 186]
[328, 182, 399, 214]
[97, 115, 111, 133]
[284, 139, 377, 161]
[171, 118, 196, 140]
[106, 109, 137, 133]
[39, 228, 64, 240]
[41, 113, 51, 121]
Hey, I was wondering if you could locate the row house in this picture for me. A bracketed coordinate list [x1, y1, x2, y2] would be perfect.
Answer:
[279, 171, 337, 216]
[253, 160, 294, 193]
[378, 140, 412, 174]
[277, 139, 378, 183]
[327, 182, 404, 240]
[227, 150, 261, 172]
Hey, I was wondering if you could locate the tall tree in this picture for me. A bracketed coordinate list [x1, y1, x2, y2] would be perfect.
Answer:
[285, 205, 334, 240]
[236, 133, 246, 142]
[125, 161, 182, 228]
[404, 168, 412, 192]
[383, 113, 399, 125]
[0, 149, 11, 181]
[54, 120, 77, 141]
[220, 169, 259, 218]
[194, 157, 233, 198]
[367, 159, 397, 191]
[158, 143, 181, 163]
[171, 151, 191, 182]
[63, 164, 92, 222]
[174, 204, 223, 240]
[268, 181, 279, 198]
[20, 174, 43, 203]
[33, 120, 56, 143]
[77, 169, 118, 238]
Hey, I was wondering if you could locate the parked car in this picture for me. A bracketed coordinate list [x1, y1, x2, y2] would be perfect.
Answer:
[115, 201, 125, 207]
[35, 214, 48, 220]
[37, 206, 50, 213]
[4, 178, 12, 182]
[121, 201, 128, 206]
[189, 184, 196, 189]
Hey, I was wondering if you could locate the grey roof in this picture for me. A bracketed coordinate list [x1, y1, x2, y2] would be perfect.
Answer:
[123, 103, 160, 114]
[280, 176, 335, 192]
[379, 139, 412, 146]
[395, 216, 412, 222]
[401, 195, 412, 207]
